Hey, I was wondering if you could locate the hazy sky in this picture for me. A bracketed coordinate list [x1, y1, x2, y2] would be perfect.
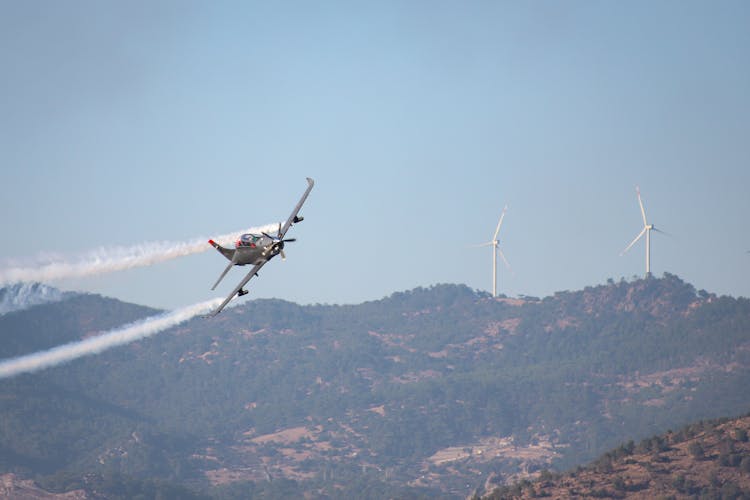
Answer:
[1, 1, 749, 309]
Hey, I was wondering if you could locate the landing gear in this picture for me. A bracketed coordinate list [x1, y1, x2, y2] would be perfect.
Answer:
[237, 289, 249, 297]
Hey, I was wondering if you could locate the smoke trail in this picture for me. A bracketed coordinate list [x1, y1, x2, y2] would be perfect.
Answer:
[0, 223, 279, 285]
[0, 297, 224, 379]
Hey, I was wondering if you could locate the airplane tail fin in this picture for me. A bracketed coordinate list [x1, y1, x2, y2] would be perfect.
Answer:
[209, 239, 235, 261]
[211, 261, 235, 290]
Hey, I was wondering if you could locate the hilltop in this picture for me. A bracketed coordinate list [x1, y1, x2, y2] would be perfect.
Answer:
[0, 274, 749, 498]
[486, 413, 750, 499]
[0, 282, 71, 316]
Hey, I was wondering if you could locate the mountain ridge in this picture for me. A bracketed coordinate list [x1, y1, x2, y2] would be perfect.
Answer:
[0, 282, 72, 316]
[0, 274, 748, 498]
[0, 289, 160, 359]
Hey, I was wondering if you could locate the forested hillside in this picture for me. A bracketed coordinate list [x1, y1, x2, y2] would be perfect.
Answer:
[485, 413, 750, 499]
[1, 274, 749, 498]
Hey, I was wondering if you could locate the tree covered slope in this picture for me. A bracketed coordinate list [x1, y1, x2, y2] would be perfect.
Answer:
[0, 274, 749, 498]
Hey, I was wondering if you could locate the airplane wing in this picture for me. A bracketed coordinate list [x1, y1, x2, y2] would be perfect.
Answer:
[278, 177, 315, 239]
[206, 261, 267, 317]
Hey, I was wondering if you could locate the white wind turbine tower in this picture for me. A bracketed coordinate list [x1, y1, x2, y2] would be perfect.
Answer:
[620, 186, 665, 277]
[473, 206, 512, 297]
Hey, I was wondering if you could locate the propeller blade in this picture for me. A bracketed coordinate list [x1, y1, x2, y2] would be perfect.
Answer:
[277, 222, 282, 238]
[493, 205, 508, 241]
[621, 227, 647, 256]
[280, 249, 286, 260]
[262, 232, 296, 244]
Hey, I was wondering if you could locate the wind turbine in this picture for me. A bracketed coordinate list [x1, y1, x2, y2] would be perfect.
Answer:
[473, 206, 511, 297]
[620, 186, 665, 277]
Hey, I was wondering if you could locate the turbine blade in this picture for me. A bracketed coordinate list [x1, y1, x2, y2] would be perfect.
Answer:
[636, 186, 648, 226]
[493, 205, 508, 241]
[621, 227, 647, 256]
[469, 242, 494, 248]
[652, 227, 672, 238]
[497, 248, 513, 272]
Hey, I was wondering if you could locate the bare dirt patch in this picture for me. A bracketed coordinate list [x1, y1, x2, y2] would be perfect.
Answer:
[251, 426, 319, 445]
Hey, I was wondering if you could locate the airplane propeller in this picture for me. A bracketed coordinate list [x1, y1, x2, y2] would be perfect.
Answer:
[262, 232, 297, 243]
[262, 224, 297, 260]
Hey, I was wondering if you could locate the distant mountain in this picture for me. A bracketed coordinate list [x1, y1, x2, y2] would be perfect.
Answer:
[0, 274, 749, 498]
[0, 290, 159, 359]
[0, 282, 71, 315]
[485, 413, 750, 499]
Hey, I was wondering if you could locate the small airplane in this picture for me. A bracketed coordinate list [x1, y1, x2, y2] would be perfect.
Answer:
[205, 177, 314, 316]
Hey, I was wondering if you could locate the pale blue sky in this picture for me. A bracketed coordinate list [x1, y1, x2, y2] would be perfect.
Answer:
[1, 1, 749, 309]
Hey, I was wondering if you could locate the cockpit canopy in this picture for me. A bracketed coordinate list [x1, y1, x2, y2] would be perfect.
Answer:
[236, 233, 262, 248]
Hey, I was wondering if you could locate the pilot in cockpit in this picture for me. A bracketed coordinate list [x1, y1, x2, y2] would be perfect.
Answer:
[237, 234, 261, 248]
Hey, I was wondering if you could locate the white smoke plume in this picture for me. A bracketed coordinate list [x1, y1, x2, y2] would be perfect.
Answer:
[0, 282, 68, 315]
[0, 223, 280, 285]
[0, 297, 225, 379]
